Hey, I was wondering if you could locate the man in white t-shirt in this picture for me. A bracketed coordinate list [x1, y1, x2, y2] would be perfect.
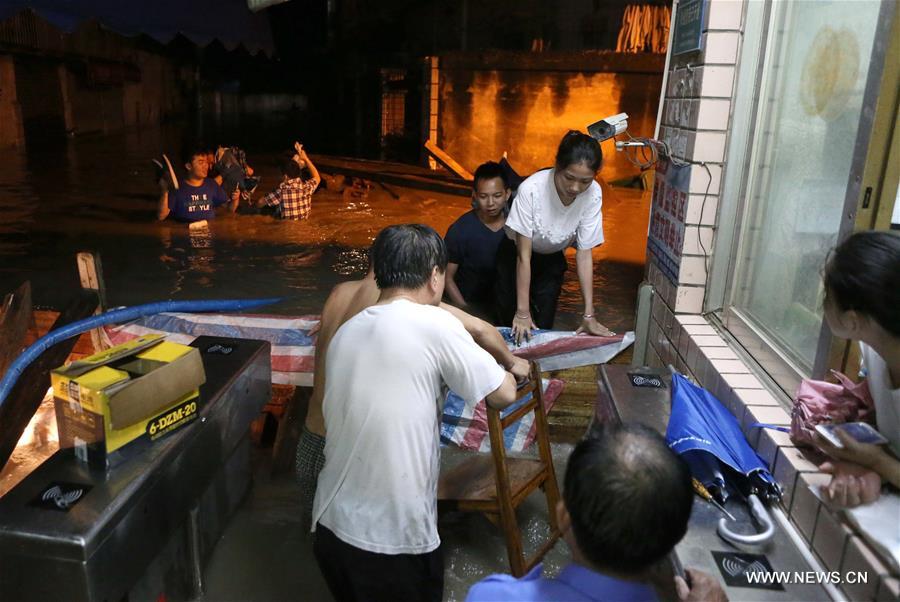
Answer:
[312, 224, 518, 602]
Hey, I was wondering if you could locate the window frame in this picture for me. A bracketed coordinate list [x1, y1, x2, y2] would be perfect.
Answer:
[706, 0, 896, 397]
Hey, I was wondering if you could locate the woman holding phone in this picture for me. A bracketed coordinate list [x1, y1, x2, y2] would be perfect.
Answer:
[817, 231, 900, 507]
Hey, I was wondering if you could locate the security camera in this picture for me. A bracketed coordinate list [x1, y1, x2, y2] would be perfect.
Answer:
[587, 113, 629, 142]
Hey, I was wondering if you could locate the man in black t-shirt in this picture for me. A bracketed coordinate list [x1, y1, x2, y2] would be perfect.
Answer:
[443, 162, 511, 322]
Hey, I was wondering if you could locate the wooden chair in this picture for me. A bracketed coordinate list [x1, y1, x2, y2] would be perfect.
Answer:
[438, 360, 562, 577]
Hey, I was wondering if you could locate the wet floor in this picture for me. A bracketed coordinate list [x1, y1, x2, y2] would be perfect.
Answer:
[0, 126, 650, 332]
[198, 444, 575, 602]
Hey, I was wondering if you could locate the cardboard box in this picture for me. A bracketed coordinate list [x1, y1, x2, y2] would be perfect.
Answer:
[51, 334, 206, 467]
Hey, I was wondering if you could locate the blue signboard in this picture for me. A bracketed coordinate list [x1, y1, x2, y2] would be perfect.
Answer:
[672, 0, 707, 55]
[648, 157, 691, 285]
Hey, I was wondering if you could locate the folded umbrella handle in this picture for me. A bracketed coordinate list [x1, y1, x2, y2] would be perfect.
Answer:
[717, 494, 775, 546]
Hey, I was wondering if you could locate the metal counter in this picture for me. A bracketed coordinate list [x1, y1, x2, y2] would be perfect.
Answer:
[593, 365, 832, 602]
[0, 336, 271, 602]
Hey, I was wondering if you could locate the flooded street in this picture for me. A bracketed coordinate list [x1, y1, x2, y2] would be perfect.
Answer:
[0, 126, 650, 332]
[1, 126, 651, 599]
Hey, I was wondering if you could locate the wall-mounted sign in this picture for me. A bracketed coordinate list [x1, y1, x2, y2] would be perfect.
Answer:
[672, 0, 707, 55]
[648, 157, 690, 285]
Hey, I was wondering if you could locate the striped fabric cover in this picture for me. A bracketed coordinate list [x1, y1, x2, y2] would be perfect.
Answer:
[440, 379, 565, 452]
[104, 312, 318, 386]
[441, 330, 629, 451]
[104, 314, 631, 452]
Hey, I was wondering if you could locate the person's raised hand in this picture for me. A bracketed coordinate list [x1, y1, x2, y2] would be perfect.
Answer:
[575, 315, 614, 336]
[819, 460, 882, 508]
[675, 569, 728, 602]
[511, 313, 536, 345]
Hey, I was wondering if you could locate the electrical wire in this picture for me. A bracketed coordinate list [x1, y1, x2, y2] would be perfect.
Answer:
[614, 132, 715, 312]
[617, 133, 692, 170]
[697, 162, 714, 311]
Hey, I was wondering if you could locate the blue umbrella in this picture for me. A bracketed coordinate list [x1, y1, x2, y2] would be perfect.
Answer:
[666, 371, 782, 546]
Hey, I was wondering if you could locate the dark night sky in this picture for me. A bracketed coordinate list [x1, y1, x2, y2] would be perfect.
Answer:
[0, 0, 274, 53]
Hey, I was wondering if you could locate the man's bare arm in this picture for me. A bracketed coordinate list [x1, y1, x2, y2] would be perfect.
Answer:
[440, 303, 529, 381]
[485, 372, 517, 410]
[300, 149, 321, 187]
[305, 284, 347, 434]
[444, 263, 468, 308]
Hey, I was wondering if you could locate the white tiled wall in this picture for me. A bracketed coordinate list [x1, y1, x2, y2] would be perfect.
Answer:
[645, 4, 896, 592]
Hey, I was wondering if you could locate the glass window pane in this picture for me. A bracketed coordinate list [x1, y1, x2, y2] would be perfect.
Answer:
[731, 0, 883, 372]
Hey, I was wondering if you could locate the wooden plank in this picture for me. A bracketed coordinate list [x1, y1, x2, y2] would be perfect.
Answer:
[0, 282, 32, 379]
[424, 140, 474, 181]
[76, 252, 107, 306]
[76, 252, 112, 353]
[438, 455, 543, 502]
[26, 310, 96, 358]
[312, 154, 471, 197]
[0, 290, 98, 472]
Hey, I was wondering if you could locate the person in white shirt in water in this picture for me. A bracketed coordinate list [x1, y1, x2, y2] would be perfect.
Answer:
[311, 224, 518, 602]
[495, 131, 615, 343]
[818, 231, 900, 507]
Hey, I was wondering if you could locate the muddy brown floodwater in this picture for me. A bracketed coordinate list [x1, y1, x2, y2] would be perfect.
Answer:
[1, 125, 651, 601]
[0, 127, 649, 333]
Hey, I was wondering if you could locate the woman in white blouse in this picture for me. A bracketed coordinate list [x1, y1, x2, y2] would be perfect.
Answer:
[818, 231, 900, 507]
[495, 131, 615, 343]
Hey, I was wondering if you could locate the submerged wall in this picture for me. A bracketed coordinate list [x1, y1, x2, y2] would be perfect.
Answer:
[0, 56, 23, 147]
[438, 52, 665, 183]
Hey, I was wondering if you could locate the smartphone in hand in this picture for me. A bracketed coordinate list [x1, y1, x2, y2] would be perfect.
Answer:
[815, 422, 888, 448]
[669, 551, 688, 585]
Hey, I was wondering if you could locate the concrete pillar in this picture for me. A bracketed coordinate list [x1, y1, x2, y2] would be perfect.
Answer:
[0, 55, 25, 147]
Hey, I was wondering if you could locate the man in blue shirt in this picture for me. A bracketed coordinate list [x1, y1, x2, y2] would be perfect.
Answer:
[157, 144, 236, 222]
[466, 423, 728, 602]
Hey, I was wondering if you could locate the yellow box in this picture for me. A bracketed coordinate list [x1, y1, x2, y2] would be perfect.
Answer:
[51, 334, 206, 467]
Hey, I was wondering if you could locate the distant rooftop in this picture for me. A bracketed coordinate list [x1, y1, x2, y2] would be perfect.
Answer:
[0, 0, 274, 55]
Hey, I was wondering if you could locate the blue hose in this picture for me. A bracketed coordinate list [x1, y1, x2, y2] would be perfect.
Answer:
[0, 297, 282, 408]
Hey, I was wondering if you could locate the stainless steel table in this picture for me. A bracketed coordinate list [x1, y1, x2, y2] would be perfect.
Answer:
[0, 336, 271, 602]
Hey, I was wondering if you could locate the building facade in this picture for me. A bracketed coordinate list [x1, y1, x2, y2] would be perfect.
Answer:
[640, 1, 899, 599]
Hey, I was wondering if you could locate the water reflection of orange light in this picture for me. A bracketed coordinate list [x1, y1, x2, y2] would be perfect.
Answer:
[14, 388, 59, 449]
[1, 388, 60, 498]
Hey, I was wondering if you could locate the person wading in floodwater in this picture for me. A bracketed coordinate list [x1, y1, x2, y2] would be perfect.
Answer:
[157, 144, 238, 223]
